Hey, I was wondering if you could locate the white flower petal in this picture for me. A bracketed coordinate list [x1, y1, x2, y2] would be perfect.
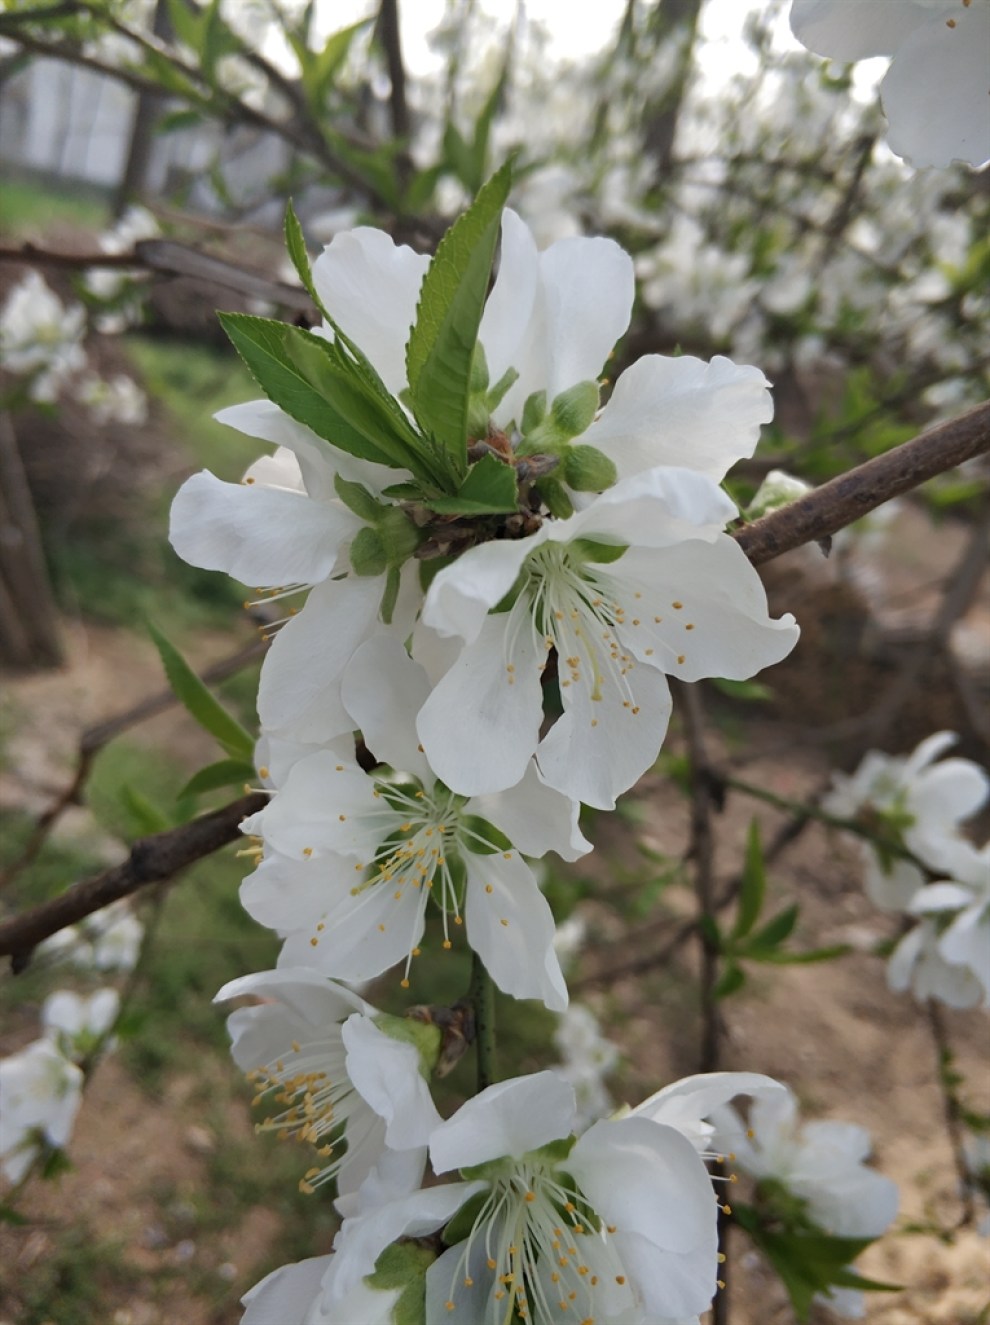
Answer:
[325, 1181, 483, 1303]
[239, 851, 331, 936]
[261, 751, 380, 861]
[583, 354, 772, 484]
[614, 539, 800, 682]
[537, 652, 672, 810]
[421, 535, 541, 643]
[241, 1255, 332, 1325]
[257, 575, 384, 741]
[632, 1071, 785, 1150]
[790, 0, 928, 60]
[881, 4, 990, 168]
[341, 636, 431, 780]
[169, 471, 357, 588]
[341, 1015, 442, 1151]
[279, 880, 426, 986]
[430, 1071, 576, 1173]
[311, 227, 429, 396]
[570, 1117, 715, 1258]
[472, 761, 592, 861]
[465, 851, 569, 1011]
[416, 615, 546, 797]
[480, 208, 540, 407]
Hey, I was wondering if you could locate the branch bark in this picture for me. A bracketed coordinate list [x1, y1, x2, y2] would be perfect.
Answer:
[0, 793, 266, 968]
[734, 399, 990, 565]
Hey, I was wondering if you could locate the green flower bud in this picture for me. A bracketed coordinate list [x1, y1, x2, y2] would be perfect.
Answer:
[521, 389, 548, 436]
[350, 526, 387, 576]
[550, 380, 600, 439]
[378, 508, 423, 566]
[562, 444, 618, 492]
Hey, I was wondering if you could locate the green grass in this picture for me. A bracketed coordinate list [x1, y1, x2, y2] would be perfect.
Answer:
[127, 335, 261, 482]
[0, 174, 109, 237]
[3, 1228, 138, 1325]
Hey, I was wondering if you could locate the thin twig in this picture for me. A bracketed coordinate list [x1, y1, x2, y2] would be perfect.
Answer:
[0, 636, 265, 891]
[926, 1001, 976, 1229]
[0, 793, 265, 967]
[469, 949, 497, 1091]
[677, 681, 722, 1073]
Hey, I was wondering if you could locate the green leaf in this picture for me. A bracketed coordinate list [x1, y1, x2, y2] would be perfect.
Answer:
[334, 474, 386, 524]
[714, 962, 746, 1000]
[752, 942, 852, 965]
[148, 622, 254, 761]
[180, 759, 257, 799]
[745, 903, 799, 951]
[405, 161, 513, 468]
[731, 820, 766, 940]
[427, 452, 519, 515]
[120, 784, 173, 836]
[220, 313, 415, 472]
[711, 677, 773, 702]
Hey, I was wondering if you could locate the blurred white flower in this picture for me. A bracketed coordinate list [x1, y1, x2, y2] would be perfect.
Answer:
[790, 0, 990, 168]
[0, 1039, 84, 1184]
[0, 272, 87, 401]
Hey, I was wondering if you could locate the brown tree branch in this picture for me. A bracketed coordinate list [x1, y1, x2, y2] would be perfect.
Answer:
[734, 399, 990, 564]
[0, 239, 316, 315]
[0, 793, 266, 968]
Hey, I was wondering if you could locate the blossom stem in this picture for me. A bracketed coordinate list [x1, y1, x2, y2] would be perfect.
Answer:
[721, 775, 927, 867]
[469, 950, 497, 1092]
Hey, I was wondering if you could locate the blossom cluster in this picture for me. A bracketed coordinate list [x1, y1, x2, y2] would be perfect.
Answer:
[156, 187, 937, 1322]
[824, 731, 990, 1008]
[0, 267, 147, 424]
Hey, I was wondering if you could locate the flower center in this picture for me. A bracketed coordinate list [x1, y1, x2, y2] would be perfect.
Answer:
[514, 542, 639, 715]
[446, 1158, 629, 1324]
[247, 1035, 354, 1193]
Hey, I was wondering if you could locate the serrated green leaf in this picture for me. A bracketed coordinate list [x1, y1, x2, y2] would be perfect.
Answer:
[428, 452, 518, 515]
[180, 759, 257, 799]
[405, 161, 513, 468]
[731, 819, 766, 940]
[220, 313, 409, 471]
[148, 621, 254, 762]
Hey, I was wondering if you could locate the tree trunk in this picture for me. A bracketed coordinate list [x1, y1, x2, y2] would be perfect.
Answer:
[0, 411, 62, 669]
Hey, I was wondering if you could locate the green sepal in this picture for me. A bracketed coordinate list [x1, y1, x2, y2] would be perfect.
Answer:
[521, 389, 547, 435]
[732, 1202, 899, 1322]
[458, 814, 514, 855]
[562, 444, 617, 493]
[428, 452, 519, 516]
[486, 365, 519, 413]
[405, 161, 514, 470]
[350, 527, 387, 576]
[442, 1190, 488, 1245]
[551, 380, 600, 438]
[380, 566, 401, 625]
[147, 621, 254, 762]
[378, 508, 425, 565]
[569, 537, 627, 565]
[180, 758, 257, 799]
[536, 477, 574, 519]
[372, 1011, 442, 1075]
[334, 474, 386, 524]
[365, 1241, 435, 1325]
